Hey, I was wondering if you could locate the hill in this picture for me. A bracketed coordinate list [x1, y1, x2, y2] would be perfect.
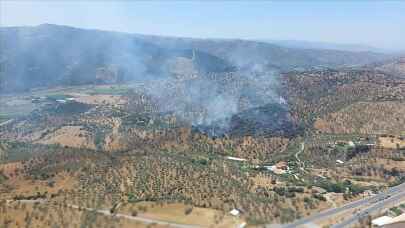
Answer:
[0, 24, 234, 92]
[260, 39, 387, 53]
[135, 34, 389, 71]
[375, 57, 405, 78]
[0, 24, 391, 93]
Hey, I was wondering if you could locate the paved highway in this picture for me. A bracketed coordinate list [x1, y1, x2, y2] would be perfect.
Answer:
[276, 182, 405, 228]
[332, 184, 405, 228]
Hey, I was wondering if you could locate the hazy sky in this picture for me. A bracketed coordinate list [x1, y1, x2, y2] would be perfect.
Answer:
[1, 1, 404, 50]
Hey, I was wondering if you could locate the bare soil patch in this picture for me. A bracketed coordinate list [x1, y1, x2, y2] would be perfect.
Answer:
[37, 126, 96, 149]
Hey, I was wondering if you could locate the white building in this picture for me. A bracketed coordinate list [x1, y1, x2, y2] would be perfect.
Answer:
[226, 156, 247, 162]
[229, 209, 240, 216]
[372, 216, 393, 226]
[372, 214, 405, 227]
[56, 99, 67, 104]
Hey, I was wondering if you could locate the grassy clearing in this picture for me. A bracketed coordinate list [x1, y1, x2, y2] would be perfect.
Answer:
[0, 107, 34, 121]
[119, 201, 240, 227]
[0, 114, 11, 123]
[88, 85, 130, 95]
[310, 133, 374, 143]
[45, 93, 74, 101]
[269, 137, 303, 163]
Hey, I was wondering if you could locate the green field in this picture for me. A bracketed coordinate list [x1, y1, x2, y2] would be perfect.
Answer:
[0, 100, 36, 122]
[45, 93, 74, 101]
[0, 114, 11, 123]
[88, 85, 131, 95]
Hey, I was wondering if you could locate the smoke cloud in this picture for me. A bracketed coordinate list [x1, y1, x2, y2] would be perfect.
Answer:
[0, 24, 296, 137]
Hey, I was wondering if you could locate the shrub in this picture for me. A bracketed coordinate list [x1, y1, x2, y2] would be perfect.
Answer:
[184, 207, 193, 215]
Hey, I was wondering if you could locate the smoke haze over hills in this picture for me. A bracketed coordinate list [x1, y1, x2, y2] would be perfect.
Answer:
[0, 24, 393, 134]
[0, 24, 391, 92]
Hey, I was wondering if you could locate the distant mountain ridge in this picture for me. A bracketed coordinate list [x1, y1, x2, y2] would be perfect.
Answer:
[375, 57, 405, 78]
[0, 24, 392, 93]
[133, 33, 390, 70]
[260, 39, 387, 53]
